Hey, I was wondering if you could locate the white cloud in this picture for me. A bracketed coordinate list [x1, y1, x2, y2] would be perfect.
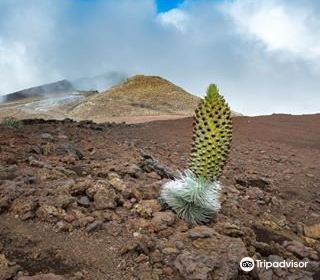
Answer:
[0, 0, 63, 92]
[157, 8, 190, 32]
[0, 41, 32, 92]
[0, 0, 319, 115]
[225, 0, 320, 60]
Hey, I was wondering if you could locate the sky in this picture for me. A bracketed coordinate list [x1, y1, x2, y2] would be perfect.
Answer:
[156, 0, 184, 12]
[0, 0, 319, 115]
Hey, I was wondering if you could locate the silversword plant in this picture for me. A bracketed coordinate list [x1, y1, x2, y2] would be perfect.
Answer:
[161, 84, 232, 224]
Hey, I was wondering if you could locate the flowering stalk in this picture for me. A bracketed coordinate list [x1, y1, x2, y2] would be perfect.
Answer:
[161, 84, 232, 224]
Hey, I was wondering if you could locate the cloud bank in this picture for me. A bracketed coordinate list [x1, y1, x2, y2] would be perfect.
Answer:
[0, 0, 319, 115]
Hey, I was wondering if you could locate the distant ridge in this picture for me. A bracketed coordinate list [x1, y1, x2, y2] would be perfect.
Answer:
[69, 75, 201, 122]
[0, 74, 242, 122]
[2, 80, 75, 102]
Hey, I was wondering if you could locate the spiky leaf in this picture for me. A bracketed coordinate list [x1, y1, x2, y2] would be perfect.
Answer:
[160, 170, 221, 224]
[189, 84, 232, 181]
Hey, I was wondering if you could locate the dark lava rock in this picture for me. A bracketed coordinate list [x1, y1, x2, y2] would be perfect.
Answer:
[77, 196, 90, 208]
[86, 220, 103, 233]
[0, 165, 18, 180]
[19, 273, 66, 280]
[40, 133, 54, 142]
[55, 143, 84, 160]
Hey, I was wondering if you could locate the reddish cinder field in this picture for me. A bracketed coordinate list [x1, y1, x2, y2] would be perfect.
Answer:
[0, 114, 319, 279]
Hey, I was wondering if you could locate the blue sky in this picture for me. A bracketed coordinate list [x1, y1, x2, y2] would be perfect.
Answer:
[79, 0, 184, 13]
[156, 0, 184, 12]
[0, 0, 319, 115]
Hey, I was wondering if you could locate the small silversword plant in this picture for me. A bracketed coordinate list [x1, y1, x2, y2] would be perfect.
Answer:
[1, 117, 23, 129]
[161, 84, 232, 224]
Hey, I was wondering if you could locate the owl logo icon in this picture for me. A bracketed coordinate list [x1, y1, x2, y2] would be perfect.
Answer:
[240, 257, 255, 272]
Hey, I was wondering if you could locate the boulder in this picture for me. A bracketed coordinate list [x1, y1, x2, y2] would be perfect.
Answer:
[151, 211, 176, 231]
[134, 200, 161, 218]
[175, 232, 248, 280]
[304, 224, 320, 240]
[94, 188, 117, 210]
[283, 240, 319, 260]
[36, 205, 65, 223]
[11, 198, 38, 220]
[0, 254, 21, 280]
[188, 226, 217, 240]
[18, 273, 66, 280]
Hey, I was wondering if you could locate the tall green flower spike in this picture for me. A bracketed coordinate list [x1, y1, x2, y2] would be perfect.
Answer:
[160, 84, 232, 224]
[189, 84, 232, 181]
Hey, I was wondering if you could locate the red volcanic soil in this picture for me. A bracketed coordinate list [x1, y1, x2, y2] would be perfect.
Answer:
[0, 114, 319, 280]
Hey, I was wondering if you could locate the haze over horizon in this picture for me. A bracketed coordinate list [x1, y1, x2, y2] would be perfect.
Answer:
[0, 0, 320, 116]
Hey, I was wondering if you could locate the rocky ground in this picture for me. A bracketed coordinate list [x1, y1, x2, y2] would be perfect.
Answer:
[0, 114, 319, 280]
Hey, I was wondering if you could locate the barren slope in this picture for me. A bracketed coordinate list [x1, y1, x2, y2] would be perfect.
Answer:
[0, 75, 241, 123]
[69, 75, 201, 122]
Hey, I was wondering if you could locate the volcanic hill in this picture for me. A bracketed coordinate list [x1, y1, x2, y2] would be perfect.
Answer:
[0, 75, 240, 123]
[2, 80, 75, 103]
[69, 75, 201, 123]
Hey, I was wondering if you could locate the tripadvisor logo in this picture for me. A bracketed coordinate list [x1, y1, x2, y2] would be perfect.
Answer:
[240, 257, 308, 272]
[240, 257, 255, 272]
